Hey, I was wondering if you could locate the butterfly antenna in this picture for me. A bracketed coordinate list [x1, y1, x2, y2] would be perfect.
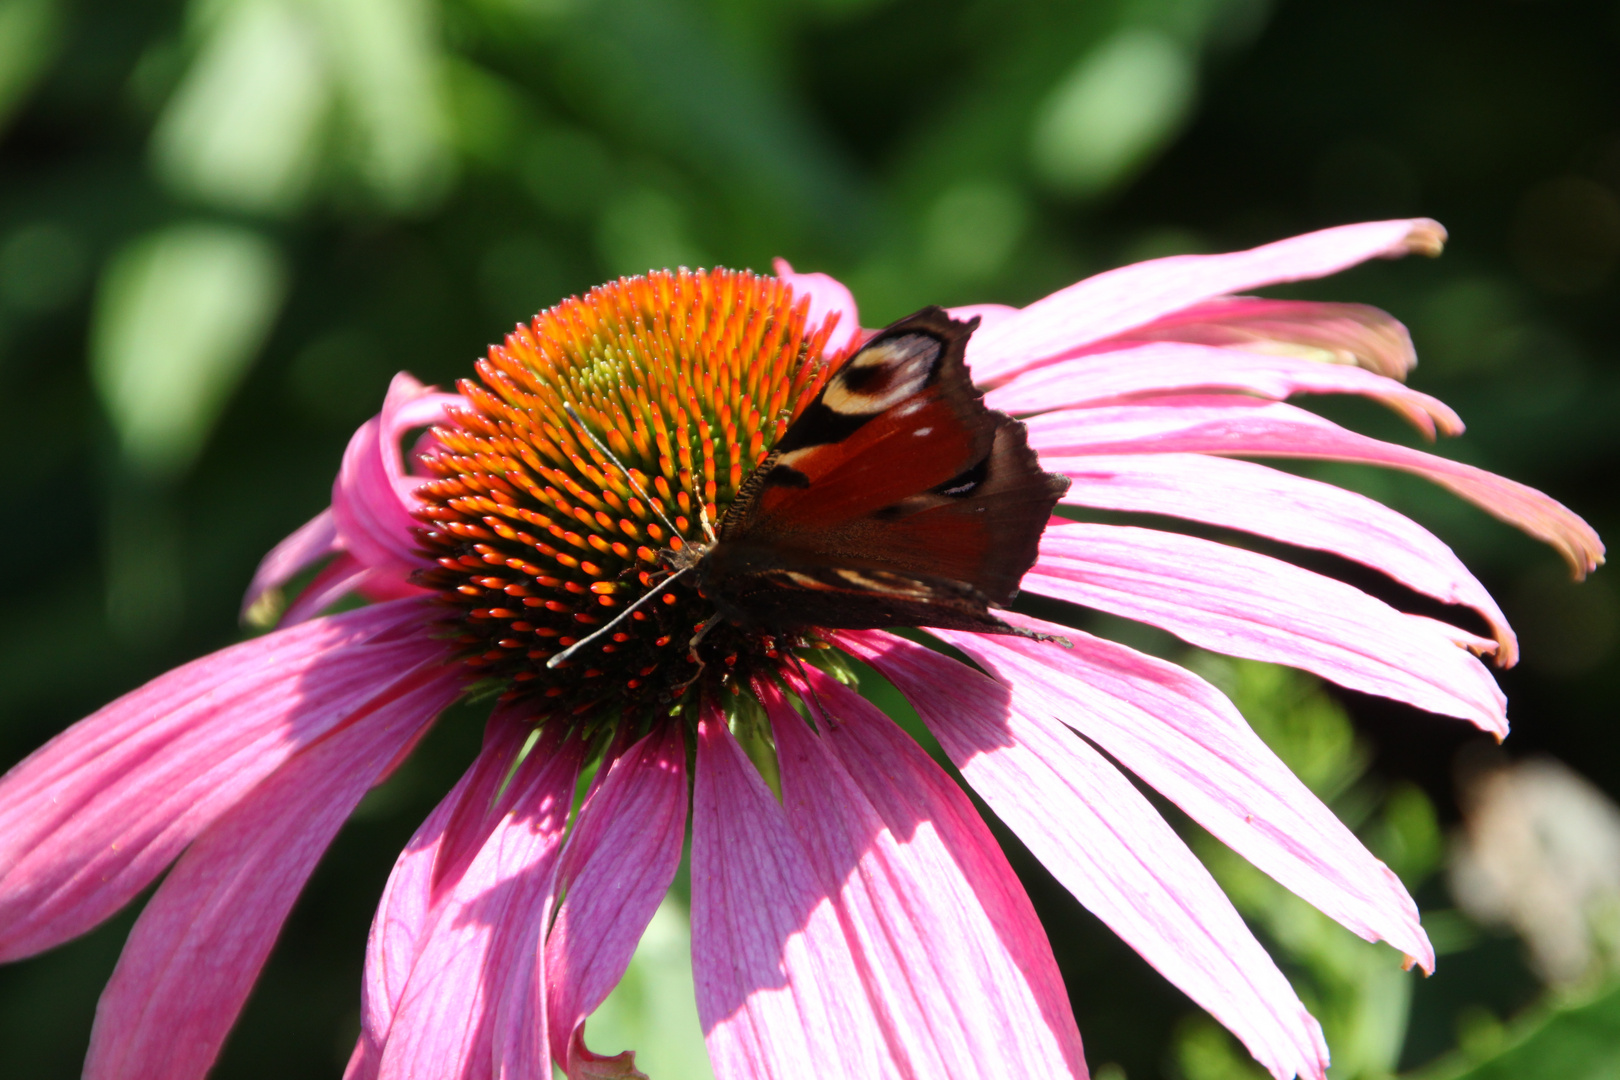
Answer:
[698, 500, 718, 545]
[562, 401, 683, 541]
[546, 567, 691, 670]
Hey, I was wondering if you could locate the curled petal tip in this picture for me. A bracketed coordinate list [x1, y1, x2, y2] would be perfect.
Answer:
[384, 370, 430, 402]
[242, 588, 284, 630]
[1573, 546, 1607, 580]
[1553, 524, 1605, 581]
[1401, 219, 1447, 258]
[569, 1024, 649, 1079]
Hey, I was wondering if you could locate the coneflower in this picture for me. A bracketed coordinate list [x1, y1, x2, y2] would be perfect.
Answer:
[0, 219, 1601, 1080]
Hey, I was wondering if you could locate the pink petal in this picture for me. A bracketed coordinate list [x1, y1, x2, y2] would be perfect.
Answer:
[490, 910, 557, 1080]
[1024, 396, 1605, 577]
[847, 631, 1329, 1080]
[82, 667, 463, 1080]
[240, 508, 340, 621]
[773, 258, 860, 356]
[0, 600, 455, 962]
[1045, 452, 1516, 662]
[690, 705, 899, 1080]
[375, 731, 583, 1080]
[808, 649, 1088, 1080]
[278, 552, 371, 626]
[380, 374, 469, 500]
[984, 340, 1461, 438]
[969, 219, 1446, 384]
[759, 673, 1087, 1078]
[1029, 522, 1508, 735]
[332, 416, 422, 579]
[331, 372, 462, 581]
[1098, 296, 1419, 380]
[946, 303, 1021, 335]
[351, 714, 539, 1080]
[277, 557, 436, 632]
[931, 615, 1433, 970]
[545, 726, 687, 1064]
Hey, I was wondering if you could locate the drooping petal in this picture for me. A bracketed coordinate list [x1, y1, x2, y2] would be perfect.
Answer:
[759, 673, 1088, 1078]
[375, 731, 582, 1080]
[545, 725, 687, 1064]
[1024, 396, 1605, 577]
[849, 632, 1329, 1080]
[1028, 521, 1508, 735]
[82, 668, 463, 1080]
[331, 372, 462, 579]
[1095, 296, 1420, 380]
[350, 714, 538, 1080]
[807, 650, 1088, 1080]
[690, 705, 899, 1080]
[240, 508, 340, 621]
[278, 552, 372, 626]
[968, 219, 1446, 383]
[332, 414, 422, 578]
[929, 616, 1432, 971]
[0, 600, 455, 962]
[1045, 452, 1517, 662]
[773, 258, 860, 356]
[490, 906, 558, 1080]
[490, 734, 586, 1080]
[379, 373, 469, 501]
[277, 554, 433, 631]
[984, 340, 1461, 438]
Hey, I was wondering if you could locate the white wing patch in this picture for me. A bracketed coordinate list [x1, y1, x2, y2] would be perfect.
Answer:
[833, 569, 932, 597]
[821, 334, 938, 416]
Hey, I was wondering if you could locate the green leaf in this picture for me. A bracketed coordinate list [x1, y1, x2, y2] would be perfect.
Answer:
[1030, 28, 1196, 197]
[1409, 980, 1620, 1080]
[90, 223, 287, 478]
[318, 0, 455, 211]
[151, 0, 330, 215]
[0, 0, 63, 135]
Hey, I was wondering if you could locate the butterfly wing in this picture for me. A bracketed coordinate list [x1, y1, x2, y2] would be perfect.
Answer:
[701, 307, 1069, 633]
[695, 554, 1015, 634]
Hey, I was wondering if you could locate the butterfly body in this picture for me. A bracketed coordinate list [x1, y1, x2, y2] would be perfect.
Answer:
[690, 307, 1069, 637]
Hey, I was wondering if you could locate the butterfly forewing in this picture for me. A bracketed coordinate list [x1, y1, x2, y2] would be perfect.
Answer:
[700, 306, 1069, 634]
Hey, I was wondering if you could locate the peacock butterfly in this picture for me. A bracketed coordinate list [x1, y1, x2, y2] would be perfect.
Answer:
[549, 306, 1069, 672]
[678, 305, 1070, 637]
[550, 304, 1069, 676]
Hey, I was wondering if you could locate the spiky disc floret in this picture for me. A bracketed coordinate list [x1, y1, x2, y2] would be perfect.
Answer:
[413, 268, 840, 724]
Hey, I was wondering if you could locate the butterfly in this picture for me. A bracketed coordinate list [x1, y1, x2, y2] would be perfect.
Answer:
[685, 306, 1069, 637]
[552, 307, 1069, 671]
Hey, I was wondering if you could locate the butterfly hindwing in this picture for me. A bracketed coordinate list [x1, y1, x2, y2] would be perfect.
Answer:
[699, 306, 1069, 634]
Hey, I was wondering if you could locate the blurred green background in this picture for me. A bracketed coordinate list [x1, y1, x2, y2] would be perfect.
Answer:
[1, 0, 1618, 1076]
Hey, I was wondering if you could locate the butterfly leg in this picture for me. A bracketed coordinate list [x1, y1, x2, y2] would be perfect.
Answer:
[689, 612, 723, 652]
[666, 613, 725, 697]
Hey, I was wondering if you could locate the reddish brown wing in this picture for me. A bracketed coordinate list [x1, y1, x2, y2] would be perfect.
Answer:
[698, 307, 1069, 633]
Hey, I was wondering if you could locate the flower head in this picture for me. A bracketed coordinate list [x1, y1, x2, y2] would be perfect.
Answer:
[0, 219, 1602, 1080]
[411, 268, 841, 717]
